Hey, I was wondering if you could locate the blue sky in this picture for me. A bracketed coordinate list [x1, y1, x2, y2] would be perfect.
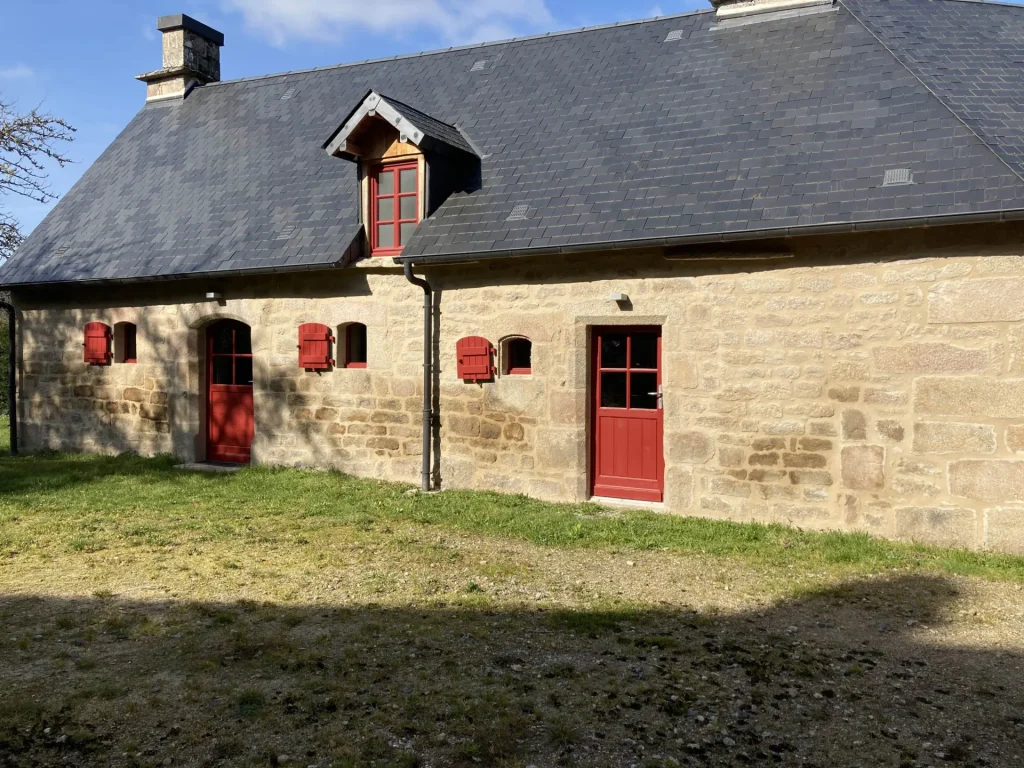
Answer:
[1, 0, 707, 236]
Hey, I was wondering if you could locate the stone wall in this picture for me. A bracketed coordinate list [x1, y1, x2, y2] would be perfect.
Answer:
[12, 223, 1024, 553]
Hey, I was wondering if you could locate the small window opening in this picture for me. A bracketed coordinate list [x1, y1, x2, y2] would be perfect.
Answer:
[343, 323, 368, 369]
[114, 322, 137, 364]
[505, 337, 532, 375]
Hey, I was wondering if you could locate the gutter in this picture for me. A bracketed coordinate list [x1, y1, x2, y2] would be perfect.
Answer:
[0, 255, 353, 292]
[403, 262, 433, 492]
[0, 301, 17, 456]
[394, 207, 1024, 267]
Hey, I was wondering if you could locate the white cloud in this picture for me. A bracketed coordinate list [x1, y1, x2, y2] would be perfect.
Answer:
[0, 65, 34, 80]
[222, 0, 554, 46]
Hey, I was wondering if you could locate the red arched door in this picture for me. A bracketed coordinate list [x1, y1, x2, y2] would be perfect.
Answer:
[206, 320, 254, 464]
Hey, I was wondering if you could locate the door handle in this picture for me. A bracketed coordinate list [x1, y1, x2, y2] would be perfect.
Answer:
[647, 386, 664, 410]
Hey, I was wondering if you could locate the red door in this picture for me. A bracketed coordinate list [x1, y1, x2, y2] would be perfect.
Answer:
[206, 320, 255, 464]
[592, 327, 664, 502]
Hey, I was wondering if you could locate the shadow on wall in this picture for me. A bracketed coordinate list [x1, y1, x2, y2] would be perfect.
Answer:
[0, 574, 1021, 765]
[12, 269, 414, 471]
[13, 306, 198, 459]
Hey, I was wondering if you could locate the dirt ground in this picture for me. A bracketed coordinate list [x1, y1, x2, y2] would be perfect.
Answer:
[1, 523, 1023, 767]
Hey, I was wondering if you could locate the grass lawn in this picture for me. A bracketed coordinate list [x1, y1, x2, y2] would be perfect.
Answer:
[1, 445, 1023, 766]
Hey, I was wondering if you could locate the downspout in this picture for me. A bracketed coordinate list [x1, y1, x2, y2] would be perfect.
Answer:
[403, 262, 432, 492]
[0, 302, 17, 456]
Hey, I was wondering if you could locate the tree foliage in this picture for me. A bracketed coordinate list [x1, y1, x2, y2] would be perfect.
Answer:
[1, 98, 75, 263]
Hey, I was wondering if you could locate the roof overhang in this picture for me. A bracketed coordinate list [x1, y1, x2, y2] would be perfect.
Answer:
[394, 207, 1024, 267]
[323, 90, 478, 161]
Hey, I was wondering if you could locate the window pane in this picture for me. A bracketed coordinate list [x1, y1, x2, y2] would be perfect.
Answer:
[211, 325, 233, 355]
[600, 372, 627, 408]
[631, 333, 658, 370]
[631, 373, 659, 410]
[377, 197, 395, 222]
[508, 339, 531, 372]
[601, 334, 627, 369]
[234, 324, 252, 355]
[377, 224, 395, 249]
[399, 222, 417, 246]
[348, 324, 367, 365]
[399, 195, 418, 220]
[236, 357, 254, 387]
[212, 356, 233, 385]
[124, 324, 137, 362]
[399, 167, 417, 193]
[377, 170, 394, 195]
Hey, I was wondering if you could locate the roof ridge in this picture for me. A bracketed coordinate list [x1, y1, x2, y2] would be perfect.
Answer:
[840, 0, 1024, 187]
[940, 0, 1024, 9]
[204, 8, 713, 89]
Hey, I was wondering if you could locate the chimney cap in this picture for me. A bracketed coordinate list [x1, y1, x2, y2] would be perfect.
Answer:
[157, 14, 225, 47]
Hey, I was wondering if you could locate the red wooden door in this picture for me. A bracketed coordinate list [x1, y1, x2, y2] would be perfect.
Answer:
[206, 320, 255, 464]
[592, 327, 664, 502]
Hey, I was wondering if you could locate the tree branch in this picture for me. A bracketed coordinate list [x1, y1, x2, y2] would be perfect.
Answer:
[0, 98, 76, 263]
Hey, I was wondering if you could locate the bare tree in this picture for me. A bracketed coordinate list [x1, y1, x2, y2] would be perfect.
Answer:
[0, 98, 75, 263]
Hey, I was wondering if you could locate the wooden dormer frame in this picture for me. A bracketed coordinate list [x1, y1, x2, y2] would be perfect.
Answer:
[326, 92, 426, 160]
[323, 90, 480, 162]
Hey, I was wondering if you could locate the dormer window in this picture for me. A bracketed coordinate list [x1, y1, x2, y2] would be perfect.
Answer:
[371, 161, 419, 256]
[323, 90, 481, 260]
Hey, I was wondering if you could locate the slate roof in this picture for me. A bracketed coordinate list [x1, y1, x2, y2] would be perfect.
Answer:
[377, 95, 478, 157]
[4, 0, 1024, 286]
[844, 0, 1024, 177]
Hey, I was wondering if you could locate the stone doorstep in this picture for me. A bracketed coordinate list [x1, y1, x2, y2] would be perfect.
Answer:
[174, 462, 244, 474]
[591, 496, 667, 513]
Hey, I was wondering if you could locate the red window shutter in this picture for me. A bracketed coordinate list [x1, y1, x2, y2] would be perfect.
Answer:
[457, 336, 495, 382]
[84, 322, 112, 366]
[298, 323, 335, 370]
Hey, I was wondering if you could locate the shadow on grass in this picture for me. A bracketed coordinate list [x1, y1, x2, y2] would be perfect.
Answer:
[1, 574, 1021, 767]
[0, 452, 187, 497]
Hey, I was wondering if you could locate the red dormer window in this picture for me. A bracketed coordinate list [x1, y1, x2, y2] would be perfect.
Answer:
[370, 161, 419, 256]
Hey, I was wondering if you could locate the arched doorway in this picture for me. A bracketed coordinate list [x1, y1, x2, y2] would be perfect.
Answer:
[206, 319, 254, 464]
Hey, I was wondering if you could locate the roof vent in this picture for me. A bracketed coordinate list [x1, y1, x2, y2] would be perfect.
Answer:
[506, 205, 530, 222]
[281, 87, 297, 100]
[883, 168, 914, 187]
[664, 30, 684, 42]
[471, 60, 487, 72]
[276, 225, 297, 241]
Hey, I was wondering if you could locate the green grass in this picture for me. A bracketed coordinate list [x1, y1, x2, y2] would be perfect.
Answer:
[0, 414, 7, 455]
[1, 447, 1023, 767]
[0, 448, 1022, 582]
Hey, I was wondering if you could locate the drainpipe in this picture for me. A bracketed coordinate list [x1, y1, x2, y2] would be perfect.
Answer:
[0, 302, 17, 455]
[403, 262, 432, 492]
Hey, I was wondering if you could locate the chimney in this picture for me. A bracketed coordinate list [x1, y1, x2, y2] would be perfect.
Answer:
[136, 14, 225, 103]
[710, 0, 834, 21]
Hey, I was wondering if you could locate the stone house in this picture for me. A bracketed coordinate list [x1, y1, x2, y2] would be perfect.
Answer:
[4, 0, 1024, 553]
